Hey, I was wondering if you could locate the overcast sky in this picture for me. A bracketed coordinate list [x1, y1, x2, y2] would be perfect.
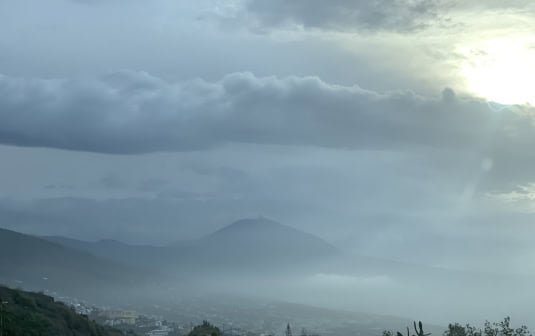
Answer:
[2, 0, 535, 274]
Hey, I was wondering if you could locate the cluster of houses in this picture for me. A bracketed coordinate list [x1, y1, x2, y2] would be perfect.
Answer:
[100, 309, 138, 327]
[146, 322, 175, 336]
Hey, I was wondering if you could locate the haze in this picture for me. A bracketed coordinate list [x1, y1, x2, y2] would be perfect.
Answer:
[1, 0, 535, 333]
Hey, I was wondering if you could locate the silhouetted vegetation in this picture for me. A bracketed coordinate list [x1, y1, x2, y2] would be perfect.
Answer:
[0, 285, 124, 336]
[388, 320, 431, 336]
[444, 317, 531, 336]
[384, 318, 532, 336]
[187, 320, 222, 336]
[286, 323, 293, 336]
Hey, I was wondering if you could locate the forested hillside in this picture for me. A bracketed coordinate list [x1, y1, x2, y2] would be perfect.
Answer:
[0, 285, 128, 336]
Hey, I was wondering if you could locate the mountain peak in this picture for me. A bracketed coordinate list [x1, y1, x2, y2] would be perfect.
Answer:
[200, 218, 339, 262]
[214, 217, 291, 234]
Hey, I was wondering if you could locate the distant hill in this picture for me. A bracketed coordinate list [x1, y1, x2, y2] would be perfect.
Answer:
[36, 218, 477, 282]
[42, 218, 339, 274]
[0, 285, 126, 336]
[0, 227, 146, 300]
[42, 235, 164, 271]
[201, 218, 338, 258]
[184, 218, 339, 271]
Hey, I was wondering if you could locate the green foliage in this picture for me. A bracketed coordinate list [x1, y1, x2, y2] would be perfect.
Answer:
[0, 284, 124, 336]
[443, 317, 531, 336]
[286, 323, 293, 336]
[466, 324, 483, 336]
[414, 321, 431, 336]
[445, 323, 468, 336]
[483, 317, 531, 336]
[394, 321, 430, 336]
[188, 320, 222, 336]
[386, 317, 532, 336]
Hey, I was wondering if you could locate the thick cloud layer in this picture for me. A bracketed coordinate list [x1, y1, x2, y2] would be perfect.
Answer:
[1, 71, 533, 156]
[243, 0, 443, 32]
[235, 0, 535, 33]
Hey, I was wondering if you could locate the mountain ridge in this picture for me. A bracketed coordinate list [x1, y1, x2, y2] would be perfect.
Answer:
[40, 218, 339, 271]
[0, 285, 124, 336]
[0, 227, 148, 301]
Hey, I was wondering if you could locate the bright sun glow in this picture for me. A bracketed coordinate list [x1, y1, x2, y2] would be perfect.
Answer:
[460, 37, 535, 106]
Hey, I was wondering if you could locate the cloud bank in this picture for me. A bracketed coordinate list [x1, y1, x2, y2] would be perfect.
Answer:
[1, 71, 533, 156]
[242, 0, 444, 32]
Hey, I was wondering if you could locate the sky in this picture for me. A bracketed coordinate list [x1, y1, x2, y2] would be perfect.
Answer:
[1, 0, 535, 274]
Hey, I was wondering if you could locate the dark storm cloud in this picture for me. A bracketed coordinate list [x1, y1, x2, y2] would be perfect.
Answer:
[0, 71, 533, 162]
[233, 0, 535, 33]
[242, 0, 444, 32]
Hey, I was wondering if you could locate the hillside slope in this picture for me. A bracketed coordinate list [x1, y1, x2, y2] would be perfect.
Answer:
[43, 218, 339, 273]
[42, 235, 164, 270]
[0, 285, 126, 336]
[0, 227, 146, 300]
[178, 217, 339, 272]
